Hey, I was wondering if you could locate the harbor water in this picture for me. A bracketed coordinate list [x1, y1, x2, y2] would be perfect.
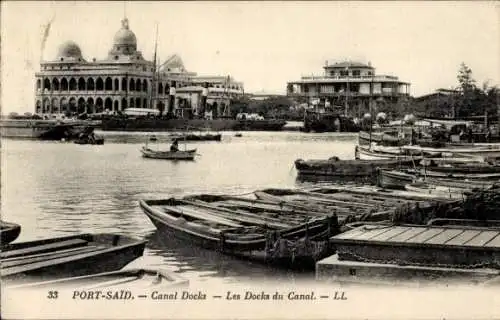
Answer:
[1, 131, 358, 286]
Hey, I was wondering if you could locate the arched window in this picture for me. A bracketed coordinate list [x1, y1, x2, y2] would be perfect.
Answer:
[121, 98, 128, 110]
[121, 78, 128, 91]
[78, 77, 86, 91]
[87, 97, 94, 113]
[158, 83, 163, 94]
[105, 77, 113, 91]
[52, 78, 60, 91]
[77, 97, 86, 113]
[114, 79, 119, 91]
[43, 78, 51, 91]
[69, 78, 77, 91]
[104, 97, 113, 110]
[113, 100, 119, 111]
[96, 97, 103, 113]
[135, 97, 141, 108]
[129, 79, 135, 91]
[87, 78, 95, 91]
[142, 79, 147, 92]
[96, 77, 104, 91]
[36, 79, 41, 90]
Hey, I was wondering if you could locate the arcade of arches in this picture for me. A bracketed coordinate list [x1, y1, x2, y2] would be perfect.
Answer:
[35, 75, 177, 114]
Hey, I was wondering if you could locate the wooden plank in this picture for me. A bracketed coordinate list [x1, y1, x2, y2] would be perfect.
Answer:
[465, 231, 500, 247]
[484, 234, 500, 248]
[332, 227, 370, 240]
[1, 239, 88, 259]
[404, 228, 445, 244]
[352, 227, 394, 240]
[445, 230, 482, 246]
[389, 227, 428, 242]
[170, 205, 242, 227]
[368, 226, 409, 242]
[424, 229, 464, 245]
[2, 246, 100, 268]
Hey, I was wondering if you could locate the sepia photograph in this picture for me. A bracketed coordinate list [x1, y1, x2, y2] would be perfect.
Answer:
[1, 1, 499, 319]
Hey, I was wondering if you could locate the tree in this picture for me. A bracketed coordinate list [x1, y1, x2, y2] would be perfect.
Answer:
[456, 62, 477, 117]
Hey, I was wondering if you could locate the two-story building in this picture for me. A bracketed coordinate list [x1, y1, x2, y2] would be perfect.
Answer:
[286, 60, 411, 116]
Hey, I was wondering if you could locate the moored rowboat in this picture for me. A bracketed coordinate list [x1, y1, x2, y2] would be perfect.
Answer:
[7, 268, 188, 290]
[1, 221, 21, 246]
[1, 233, 147, 282]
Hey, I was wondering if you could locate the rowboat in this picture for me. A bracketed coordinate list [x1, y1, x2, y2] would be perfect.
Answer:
[376, 169, 416, 190]
[139, 198, 335, 265]
[403, 145, 500, 159]
[377, 169, 498, 190]
[1, 233, 147, 282]
[1, 221, 21, 246]
[140, 146, 197, 160]
[356, 145, 426, 161]
[294, 157, 416, 178]
[358, 130, 409, 146]
[404, 182, 467, 199]
[8, 268, 188, 290]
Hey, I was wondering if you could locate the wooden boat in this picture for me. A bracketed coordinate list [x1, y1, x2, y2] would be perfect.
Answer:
[376, 169, 416, 190]
[403, 145, 500, 159]
[8, 268, 188, 290]
[74, 136, 104, 145]
[1, 221, 21, 246]
[425, 162, 500, 175]
[139, 198, 335, 265]
[356, 145, 426, 161]
[141, 146, 197, 160]
[252, 188, 423, 222]
[358, 130, 408, 146]
[377, 168, 500, 190]
[1, 233, 147, 282]
[404, 182, 467, 199]
[294, 156, 416, 178]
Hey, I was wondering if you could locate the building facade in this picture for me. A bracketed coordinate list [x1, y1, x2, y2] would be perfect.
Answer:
[34, 18, 244, 118]
[286, 60, 411, 116]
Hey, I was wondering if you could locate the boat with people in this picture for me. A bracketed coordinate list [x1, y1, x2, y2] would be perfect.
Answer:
[1, 233, 147, 283]
[141, 146, 197, 160]
[138, 197, 337, 266]
[8, 268, 188, 290]
[0, 221, 21, 246]
[140, 137, 198, 160]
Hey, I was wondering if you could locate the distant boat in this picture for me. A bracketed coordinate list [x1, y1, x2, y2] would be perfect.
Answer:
[1, 233, 146, 282]
[141, 146, 197, 160]
[169, 133, 222, 142]
[0, 221, 21, 246]
[8, 268, 188, 290]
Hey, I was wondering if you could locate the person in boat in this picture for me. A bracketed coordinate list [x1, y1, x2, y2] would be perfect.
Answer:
[170, 139, 179, 152]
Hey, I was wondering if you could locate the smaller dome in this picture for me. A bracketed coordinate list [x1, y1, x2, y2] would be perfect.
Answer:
[113, 18, 137, 46]
[57, 41, 83, 59]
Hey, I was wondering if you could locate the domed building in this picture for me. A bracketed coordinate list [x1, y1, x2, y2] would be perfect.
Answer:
[34, 18, 244, 118]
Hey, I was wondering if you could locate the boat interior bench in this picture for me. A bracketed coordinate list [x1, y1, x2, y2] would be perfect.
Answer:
[1, 239, 89, 259]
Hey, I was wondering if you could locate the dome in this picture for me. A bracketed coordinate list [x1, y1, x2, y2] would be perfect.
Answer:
[57, 41, 82, 58]
[113, 18, 137, 46]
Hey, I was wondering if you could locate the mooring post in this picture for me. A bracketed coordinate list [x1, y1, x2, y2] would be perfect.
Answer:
[219, 231, 225, 253]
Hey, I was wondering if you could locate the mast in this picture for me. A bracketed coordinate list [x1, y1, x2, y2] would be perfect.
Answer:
[344, 66, 349, 117]
[150, 23, 159, 110]
[369, 72, 374, 146]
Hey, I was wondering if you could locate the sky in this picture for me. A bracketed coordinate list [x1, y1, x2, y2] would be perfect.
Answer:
[1, 1, 499, 114]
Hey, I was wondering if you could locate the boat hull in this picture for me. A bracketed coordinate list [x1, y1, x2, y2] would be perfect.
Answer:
[294, 158, 416, 178]
[376, 169, 415, 190]
[0, 221, 21, 246]
[141, 147, 197, 160]
[1, 233, 147, 282]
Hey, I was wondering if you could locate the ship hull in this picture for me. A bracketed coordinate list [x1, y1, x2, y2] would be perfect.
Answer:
[101, 118, 286, 132]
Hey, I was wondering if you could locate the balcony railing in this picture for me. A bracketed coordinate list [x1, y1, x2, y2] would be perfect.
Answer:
[296, 75, 402, 82]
